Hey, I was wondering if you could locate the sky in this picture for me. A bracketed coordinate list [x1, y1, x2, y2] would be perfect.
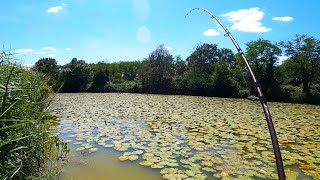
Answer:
[1, 0, 320, 66]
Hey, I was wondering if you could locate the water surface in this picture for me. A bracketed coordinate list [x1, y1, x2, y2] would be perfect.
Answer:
[49, 93, 320, 179]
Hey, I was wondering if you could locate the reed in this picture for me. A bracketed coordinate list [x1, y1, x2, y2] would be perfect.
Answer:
[0, 50, 68, 179]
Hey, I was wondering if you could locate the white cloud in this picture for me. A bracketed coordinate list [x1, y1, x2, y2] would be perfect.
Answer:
[203, 29, 220, 36]
[277, 55, 289, 64]
[136, 26, 151, 44]
[22, 63, 34, 68]
[42, 47, 57, 51]
[164, 46, 172, 51]
[34, 52, 46, 55]
[65, 48, 72, 51]
[47, 54, 55, 58]
[278, 55, 289, 61]
[15, 49, 33, 53]
[221, 7, 271, 33]
[47, 3, 66, 13]
[47, 6, 63, 13]
[272, 16, 294, 22]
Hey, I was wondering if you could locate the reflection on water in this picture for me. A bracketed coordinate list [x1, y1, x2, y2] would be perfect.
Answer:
[54, 119, 162, 180]
[59, 147, 162, 180]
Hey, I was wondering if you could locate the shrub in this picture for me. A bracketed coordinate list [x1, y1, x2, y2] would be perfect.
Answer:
[307, 84, 320, 104]
[239, 88, 250, 98]
[105, 80, 142, 93]
[271, 85, 303, 103]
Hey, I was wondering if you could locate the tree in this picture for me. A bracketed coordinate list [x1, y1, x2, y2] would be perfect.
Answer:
[107, 63, 122, 83]
[279, 34, 320, 95]
[119, 61, 141, 81]
[90, 62, 109, 92]
[212, 61, 240, 97]
[186, 43, 220, 75]
[59, 58, 92, 92]
[32, 58, 59, 90]
[140, 45, 174, 93]
[218, 48, 236, 66]
[182, 43, 236, 95]
[183, 43, 219, 95]
[173, 55, 186, 76]
[246, 38, 282, 96]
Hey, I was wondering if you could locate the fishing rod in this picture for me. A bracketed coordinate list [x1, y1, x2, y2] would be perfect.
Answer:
[186, 8, 285, 180]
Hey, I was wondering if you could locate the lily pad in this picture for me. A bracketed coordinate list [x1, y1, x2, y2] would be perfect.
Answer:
[88, 147, 98, 153]
[49, 93, 320, 180]
[128, 155, 139, 161]
[118, 156, 128, 161]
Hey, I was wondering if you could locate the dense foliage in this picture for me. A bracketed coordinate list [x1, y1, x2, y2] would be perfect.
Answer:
[0, 52, 67, 179]
[33, 34, 320, 104]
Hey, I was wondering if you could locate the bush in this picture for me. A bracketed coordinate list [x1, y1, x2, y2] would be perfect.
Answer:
[174, 72, 213, 96]
[306, 84, 320, 104]
[271, 85, 303, 103]
[105, 81, 142, 93]
[172, 75, 187, 95]
[239, 88, 250, 98]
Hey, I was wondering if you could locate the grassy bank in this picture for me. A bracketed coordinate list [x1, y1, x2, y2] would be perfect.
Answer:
[0, 52, 67, 179]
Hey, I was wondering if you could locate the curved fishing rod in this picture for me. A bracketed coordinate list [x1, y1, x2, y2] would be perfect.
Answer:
[186, 8, 285, 180]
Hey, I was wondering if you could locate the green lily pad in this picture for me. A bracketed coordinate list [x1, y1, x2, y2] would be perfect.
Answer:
[76, 146, 86, 151]
[128, 155, 139, 161]
[88, 147, 98, 153]
[49, 93, 320, 180]
[139, 161, 154, 167]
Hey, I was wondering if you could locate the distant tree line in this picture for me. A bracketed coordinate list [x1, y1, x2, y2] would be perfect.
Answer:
[32, 34, 320, 104]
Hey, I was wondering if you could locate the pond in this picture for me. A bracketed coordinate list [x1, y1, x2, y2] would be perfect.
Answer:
[49, 93, 320, 179]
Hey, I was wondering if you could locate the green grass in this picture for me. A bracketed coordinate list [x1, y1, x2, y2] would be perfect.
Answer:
[0, 51, 68, 179]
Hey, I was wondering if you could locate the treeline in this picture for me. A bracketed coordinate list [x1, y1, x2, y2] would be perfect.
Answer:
[33, 34, 320, 104]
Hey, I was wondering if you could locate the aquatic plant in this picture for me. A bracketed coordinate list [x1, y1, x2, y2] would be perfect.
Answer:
[50, 93, 320, 179]
[0, 51, 68, 179]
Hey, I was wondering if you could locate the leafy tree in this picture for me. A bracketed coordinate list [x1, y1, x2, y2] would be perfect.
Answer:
[119, 61, 141, 81]
[90, 62, 109, 92]
[212, 61, 240, 97]
[218, 48, 236, 66]
[140, 45, 174, 93]
[32, 58, 59, 90]
[181, 44, 218, 95]
[186, 43, 220, 75]
[233, 53, 250, 91]
[182, 43, 236, 95]
[108, 63, 122, 83]
[106, 61, 141, 83]
[246, 38, 282, 96]
[279, 34, 320, 95]
[173, 55, 186, 76]
[59, 58, 92, 92]
[281, 59, 300, 86]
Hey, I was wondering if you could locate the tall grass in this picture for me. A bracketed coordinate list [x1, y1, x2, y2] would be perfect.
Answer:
[0, 51, 68, 179]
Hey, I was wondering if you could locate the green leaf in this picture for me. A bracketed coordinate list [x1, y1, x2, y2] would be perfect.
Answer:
[0, 100, 19, 118]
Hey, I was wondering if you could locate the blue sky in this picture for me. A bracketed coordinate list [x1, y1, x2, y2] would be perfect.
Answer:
[1, 0, 320, 66]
